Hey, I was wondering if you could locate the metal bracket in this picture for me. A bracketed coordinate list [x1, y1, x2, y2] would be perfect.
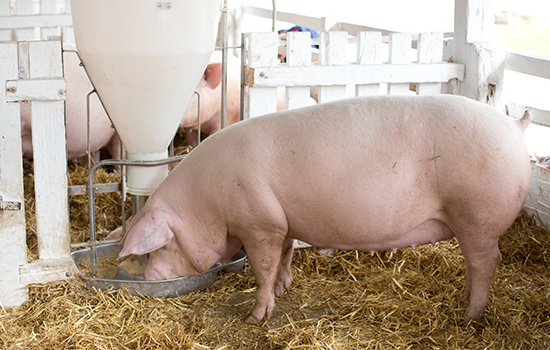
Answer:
[0, 196, 22, 211]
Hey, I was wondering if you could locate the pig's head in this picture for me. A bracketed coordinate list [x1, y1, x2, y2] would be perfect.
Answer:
[180, 62, 222, 128]
[118, 209, 201, 280]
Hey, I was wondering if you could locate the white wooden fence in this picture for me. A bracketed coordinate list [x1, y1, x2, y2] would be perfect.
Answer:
[0, 0, 73, 43]
[242, 30, 464, 119]
[0, 39, 75, 308]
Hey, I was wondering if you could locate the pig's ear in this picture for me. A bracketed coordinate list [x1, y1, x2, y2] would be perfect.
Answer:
[204, 63, 222, 89]
[118, 212, 174, 258]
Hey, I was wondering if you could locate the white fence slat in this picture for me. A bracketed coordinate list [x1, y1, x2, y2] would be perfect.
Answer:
[26, 40, 70, 262]
[505, 51, 550, 80]
[247, 87, 278, 118]
[29, 40, 62, 78]
[19, 257, 76, 286]
[245, 32, 278, 118]
[249, 63, 464, 87]
[285, 31, 311, 110]
[6, 78, 66, 101]
[15, 0, 35, 40]
[0, 14, 73, 30]
[62, 0, 74, 44]
[40, 0, 59, 39]
[0, 1, 12, 40]
[417, 32, 444, 95]
[239, 6, 326, 32]
[0, 42, 28, 308]
[388, 33, 412, 95]
[355, 31, 382, 96]
[318, 31, 347, 103]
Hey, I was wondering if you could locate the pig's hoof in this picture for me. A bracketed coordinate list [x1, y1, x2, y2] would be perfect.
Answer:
[245, 313, 263, 324]
[464, 306, 485, 320]
[275, 279, 292, 297]
[275, 274, 293, 297]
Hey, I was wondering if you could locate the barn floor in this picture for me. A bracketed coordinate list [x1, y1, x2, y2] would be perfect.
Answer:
[1, 139, 549, 349]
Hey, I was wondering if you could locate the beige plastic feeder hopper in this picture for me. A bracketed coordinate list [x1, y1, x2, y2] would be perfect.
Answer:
[71, 0, 222, 195]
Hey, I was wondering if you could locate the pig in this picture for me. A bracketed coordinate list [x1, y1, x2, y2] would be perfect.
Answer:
[118, 95, 531, 324]
[20, 45, 119, 161]
[180, 53, 242, 147]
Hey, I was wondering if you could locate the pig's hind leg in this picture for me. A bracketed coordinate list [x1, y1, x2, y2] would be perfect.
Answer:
[450, 215, 509, 319]
[458, 236, 502, 318]
[275, 237, 294, 297]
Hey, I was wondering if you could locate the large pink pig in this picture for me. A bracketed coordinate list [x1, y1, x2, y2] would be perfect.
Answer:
[118, 95, 531, 323]
[20, 46, 119, 161]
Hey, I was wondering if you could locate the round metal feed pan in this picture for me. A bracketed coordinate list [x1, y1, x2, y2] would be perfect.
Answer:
[71, 243, 246, 298]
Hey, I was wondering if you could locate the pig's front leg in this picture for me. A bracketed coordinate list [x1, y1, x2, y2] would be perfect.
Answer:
[241, 230, 288, 324]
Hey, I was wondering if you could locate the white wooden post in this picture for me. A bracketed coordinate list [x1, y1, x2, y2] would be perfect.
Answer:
[451, 0, 504, 108]
[4, 39, 75, 289]
[355, 31, 382, 96]
[417, 32, 444, 95]
[317, 31, 347, 103]
[0, 42, 28, 308]
[285, 31, 311, 110]
[243, 31, 278, 119]
[388, 33, 412, 95]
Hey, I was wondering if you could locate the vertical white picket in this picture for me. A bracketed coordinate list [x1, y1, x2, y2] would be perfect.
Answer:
[15, 0, 34, 40]
[0, 1, 12, 41]
[317, 31, 347, 103]
[417, 32, 444, 95]
[26, 40, 70, 261]
[62, 0, 75, 44]
[285, 31, 311, 110]
[0, 42, 28, 308]
[355, 31, 382, 96]
[244, 32, 278, 119]
[40, 0, 59, 39]
[388, 33, 412, 95]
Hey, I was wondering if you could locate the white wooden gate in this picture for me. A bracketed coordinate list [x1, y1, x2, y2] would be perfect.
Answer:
[242, 31, 465, 118]
[0, 39, 74, 308]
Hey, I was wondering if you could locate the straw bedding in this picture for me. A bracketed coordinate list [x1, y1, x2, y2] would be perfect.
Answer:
[1, 140, 549, 349]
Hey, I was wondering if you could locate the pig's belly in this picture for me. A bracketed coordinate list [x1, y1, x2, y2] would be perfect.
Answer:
[285, 202, 455, 252]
